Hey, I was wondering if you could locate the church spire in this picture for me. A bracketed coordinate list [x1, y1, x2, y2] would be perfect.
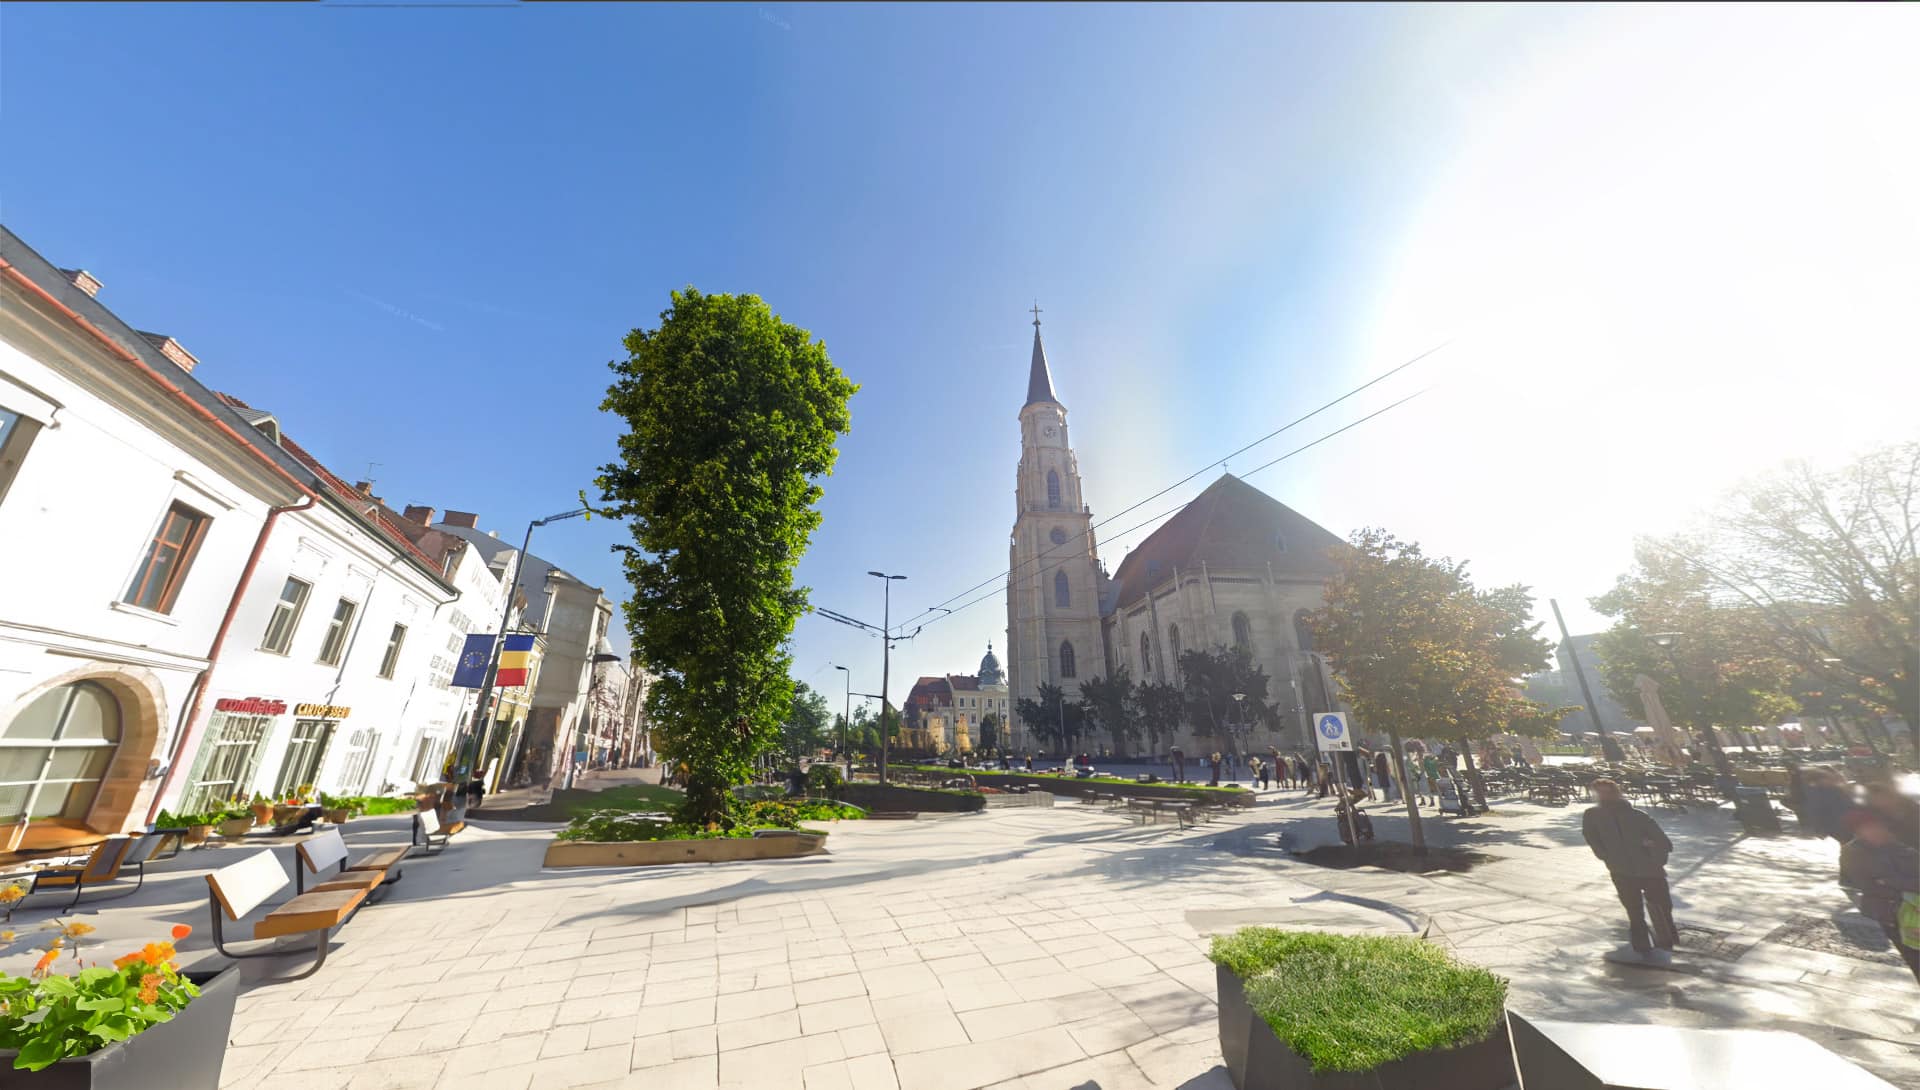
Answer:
[1024, 302, 1059, 407]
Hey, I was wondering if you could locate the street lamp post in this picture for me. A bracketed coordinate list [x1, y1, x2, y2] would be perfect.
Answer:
[833, 664, 853, 781]
[868, 571, 907, 784]
[459, 506, 590, 787]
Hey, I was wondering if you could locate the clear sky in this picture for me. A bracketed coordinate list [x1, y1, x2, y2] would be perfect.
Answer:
[5, 4, 1915, 715]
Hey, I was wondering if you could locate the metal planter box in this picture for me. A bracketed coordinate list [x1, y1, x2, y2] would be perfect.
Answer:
[0, 965, 239, 1090]
[1217, 963, 1514, 1090]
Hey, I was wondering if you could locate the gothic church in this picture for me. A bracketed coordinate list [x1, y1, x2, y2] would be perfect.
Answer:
[1004, 315, 1348, 756]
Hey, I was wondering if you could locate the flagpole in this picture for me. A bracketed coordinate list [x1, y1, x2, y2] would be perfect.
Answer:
[456, 506, 589, 785]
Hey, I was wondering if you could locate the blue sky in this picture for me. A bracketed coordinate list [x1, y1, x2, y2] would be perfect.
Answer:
[5, 4, 1915, 713]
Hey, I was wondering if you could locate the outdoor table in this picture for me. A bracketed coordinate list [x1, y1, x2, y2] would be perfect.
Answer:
[1507, 1014, 1897, 1089]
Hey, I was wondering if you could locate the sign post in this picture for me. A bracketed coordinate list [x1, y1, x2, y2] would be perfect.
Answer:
[1314, 713, 1360, 847]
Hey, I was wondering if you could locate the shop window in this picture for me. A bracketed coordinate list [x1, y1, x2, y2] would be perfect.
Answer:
[181, 714, 272, 813]
[124, 502, 210, 613]
[260, 577, 311, 654]
[0, 681, 121, 823]
[336, 728, 380, 795]
[272, 719, 335, 797]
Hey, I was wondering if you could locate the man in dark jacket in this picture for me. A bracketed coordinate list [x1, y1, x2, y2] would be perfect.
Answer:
[1583, 778, 1678, 954]
[1840, 810, 1920, 984]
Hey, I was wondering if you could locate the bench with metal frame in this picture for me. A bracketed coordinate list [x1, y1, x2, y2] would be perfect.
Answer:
[411, 807, 462, 855]
[206, 849, 365, 982]
[293, 828, 405, 896]
[2, 833, 171, 921]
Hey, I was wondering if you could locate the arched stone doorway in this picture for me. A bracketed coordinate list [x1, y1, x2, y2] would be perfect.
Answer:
[0, 665, 165, 851]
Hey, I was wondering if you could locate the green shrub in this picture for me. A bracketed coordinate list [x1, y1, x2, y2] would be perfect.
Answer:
[734, 799, 802, 829]
[1208, 928, 1505, 1074]
[348, 796, 419, 816]
[806, 764, 844, 797]
[0, 925, 202, 1072]
[792, 799, 863, 822]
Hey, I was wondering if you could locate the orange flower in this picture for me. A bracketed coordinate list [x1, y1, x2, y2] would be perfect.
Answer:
[171, 923, 192, 941]
[60, 921, 96, 939]
[1, 930, 16, 943]
[113, 951, 143, 970]
[0, 885, 24, 905]
[31, 949, 58, 979]
[138, 972, 162, 1004]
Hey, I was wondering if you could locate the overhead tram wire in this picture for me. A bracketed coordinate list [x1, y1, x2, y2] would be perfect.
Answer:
[884, 340, 1452, 631]
[912, 385, 1432, 631]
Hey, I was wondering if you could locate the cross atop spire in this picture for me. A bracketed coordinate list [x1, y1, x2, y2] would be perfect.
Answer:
[1023, 305, 1059, 408]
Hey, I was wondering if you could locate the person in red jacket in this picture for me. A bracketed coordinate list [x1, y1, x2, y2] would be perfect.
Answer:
[1582, 778, 1677, 955]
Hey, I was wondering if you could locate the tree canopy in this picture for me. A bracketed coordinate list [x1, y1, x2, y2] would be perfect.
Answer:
[1078, 666, 1137, 755]
[1175, 646, 1281, 750]
[1133, 680, 1184, 756]
[1016, 683, 1084, 755]
[596, 289, 857, 824]
[780, 681, 834, 760]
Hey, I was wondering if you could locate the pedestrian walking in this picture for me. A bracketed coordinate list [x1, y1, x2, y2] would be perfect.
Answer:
[1170, 746, 1185, 783]
[1208, 752, 1223, 787]
[1582, 778, 1678, 955]
[1407, 747, 1431, 806]
[1372, 749, 1398, 802]
[1864, 781, 1920, 850]
[1839, 810, 1920, 984]
[1801, 768, 1858, 841]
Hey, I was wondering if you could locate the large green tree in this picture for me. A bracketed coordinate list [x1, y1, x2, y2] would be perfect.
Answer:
[1619, 442, 1916, 757]
[1306, 529, 1562, 848]
[1078, 666, 1138, 755]
[1016, 683, 1084, 755]
[977, 711, 1002, 755]
[781, 681, 834, 760]
[1133, 680, 1184, 757]
[1590, 547, 1799, 761]
[597, 289, 857, 825]
[1175, 647, 1280, 751]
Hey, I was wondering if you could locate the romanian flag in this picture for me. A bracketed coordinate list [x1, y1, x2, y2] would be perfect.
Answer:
[496, 634, 536, 688]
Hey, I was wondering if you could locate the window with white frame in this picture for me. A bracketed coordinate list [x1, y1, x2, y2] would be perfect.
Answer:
[317, 598, 357, 666]
[259, 577, 311, 654]
[272, 719, 335, 797]
[378, 623, 407, 679]
[181, 714, 272, 812]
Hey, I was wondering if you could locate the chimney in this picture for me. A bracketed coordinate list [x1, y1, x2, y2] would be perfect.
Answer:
[402, 504, 435, 526]
[137, 332, 200, 374]
[442, 510, 479, 529]
[353, 481, 375, 500]
[60, 269, 104, 298]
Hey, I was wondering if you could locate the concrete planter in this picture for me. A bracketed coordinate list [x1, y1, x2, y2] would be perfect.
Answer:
[183, 825, 212, 845]
[216, 818, 255, 839]
[323, 808, 353, 825]
[946, 772, 1255, 808]
[544, 830, 826, 868]
[1216, 964, 1513, 1090]
[842, 783, 986, 814]
[0, 966, 240, 1089]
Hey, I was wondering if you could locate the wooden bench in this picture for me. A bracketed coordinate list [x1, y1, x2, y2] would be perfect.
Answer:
[3, 833, 171, 921]
[412, 807, 462, 855]
[294, 828, 404, 896]
[206, 849, 365, 981]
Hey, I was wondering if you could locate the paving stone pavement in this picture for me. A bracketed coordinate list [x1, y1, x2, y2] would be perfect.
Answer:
[4, 787, 1915, 1089]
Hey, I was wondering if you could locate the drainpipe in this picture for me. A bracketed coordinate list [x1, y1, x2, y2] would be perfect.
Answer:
[146, 493, 316, 821]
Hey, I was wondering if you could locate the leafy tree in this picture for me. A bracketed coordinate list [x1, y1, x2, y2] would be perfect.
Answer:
[1306, 529, 1562, 849]
[1590, 548, 1799, 764]
[781, 681, 833, 760]
[1016, 683, 1084, 755]
[1133, 680, 1185, 756]
[596, 289, 858, 825]
[1078, 665, 1138, 755]
[977, 711, 1002, 755]
[1175, 646, 1280, 751]
[1620, 442, 1916, 757]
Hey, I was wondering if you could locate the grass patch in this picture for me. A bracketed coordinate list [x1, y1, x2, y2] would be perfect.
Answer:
[557, 783, 684, 819]
[1208, 928, 1505, 1074]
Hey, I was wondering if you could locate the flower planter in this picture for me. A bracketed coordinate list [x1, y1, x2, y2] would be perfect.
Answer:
[544, 830, 827, 868]
[0, 965, 239, 1089]
[323, 808, 353, 825]
[1216, 963, 1513, 1090]
[216, 817, 255, 839]
[183, 825, 212, 845]
[248, 803, 274, 826]
[270, 805, 303, 826]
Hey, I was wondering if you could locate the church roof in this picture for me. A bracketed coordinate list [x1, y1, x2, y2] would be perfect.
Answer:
[1108, 474, 1346, 611]
[1024, 322, 1059, 407]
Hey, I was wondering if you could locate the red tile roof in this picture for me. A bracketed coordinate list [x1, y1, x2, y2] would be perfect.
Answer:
[213, 391, 445, 572]
[1110, 474, 1346, 610]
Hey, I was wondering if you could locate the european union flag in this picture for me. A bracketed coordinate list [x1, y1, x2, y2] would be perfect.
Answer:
[451, 633, 495, 688]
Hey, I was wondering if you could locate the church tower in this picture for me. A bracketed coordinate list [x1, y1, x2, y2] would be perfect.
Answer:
[1006, 309, 1107, 752]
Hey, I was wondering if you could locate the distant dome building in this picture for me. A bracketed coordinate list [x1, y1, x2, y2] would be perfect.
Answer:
[978, 642, 1004, 686]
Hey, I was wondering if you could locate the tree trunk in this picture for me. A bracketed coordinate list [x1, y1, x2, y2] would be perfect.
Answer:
[1388, 728, 1424, 851]
[1458, 736, 1487, 810]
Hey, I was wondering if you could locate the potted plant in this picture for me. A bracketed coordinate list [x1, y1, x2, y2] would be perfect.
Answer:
[0, 922, 239, 1088]
[215, 807, 254, 840]
[246, 794, 273, 827]
[318, 794, 358, 825]
[1209, 927, 1512, 1090]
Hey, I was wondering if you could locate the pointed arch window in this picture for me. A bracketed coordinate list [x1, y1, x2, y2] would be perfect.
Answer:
[1046, 470, 1062, 509]
[1232, 612, 1254, 655]
[1294, 609, 1315, 653]
[1168, 624, 1182, 664]
[1139, 631, 1152, 675]
[1054, 570, 1070, 608]
[1058, 640, 1077, 679]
